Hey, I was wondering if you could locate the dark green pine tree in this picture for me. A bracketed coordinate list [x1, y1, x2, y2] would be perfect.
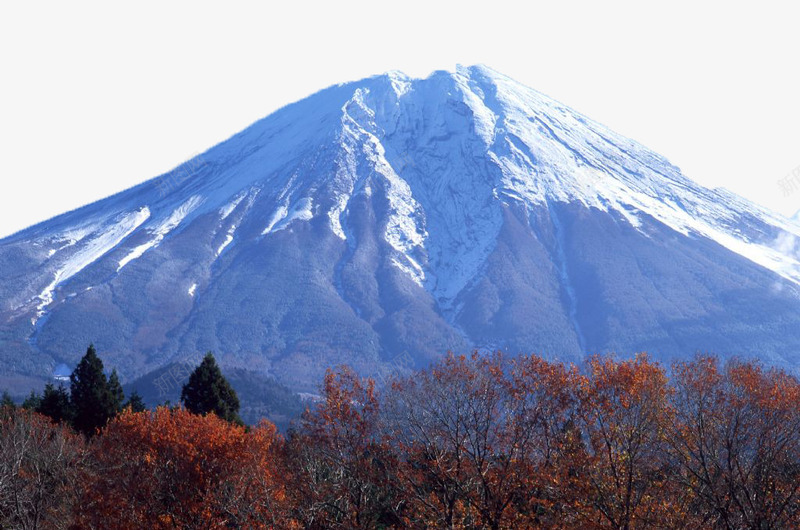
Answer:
[21, 390, 41, 410]
[107, 369, 125, 414]
[36, 383, 74, 424]
[1, 391, 15, 410]
[123, 390, 147, 413]
[70, 344, 117, 436]
[181, 352, 242, 424]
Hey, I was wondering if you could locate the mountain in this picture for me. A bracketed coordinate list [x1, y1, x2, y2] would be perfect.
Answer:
[2, 64, 800, 396]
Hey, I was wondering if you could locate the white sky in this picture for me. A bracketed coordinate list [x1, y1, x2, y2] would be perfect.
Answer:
[1, 1, 798, 239]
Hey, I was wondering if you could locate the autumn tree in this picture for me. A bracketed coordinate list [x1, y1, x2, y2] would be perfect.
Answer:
[0, 347, 789, 528]
[180, 352, 242, 424]
[506, 354, 585, 528]
[667, 357, 800, 529]
[382, 352, 585, 529]
[383, 353, 486, 528]
[0, 408, 87, 529]
[74, 407, 289, 529]
[575, 354, 680, 529]
[287, 367, 400, 529]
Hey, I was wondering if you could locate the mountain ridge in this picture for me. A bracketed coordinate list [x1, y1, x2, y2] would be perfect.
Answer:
[2, 64, 800, 395]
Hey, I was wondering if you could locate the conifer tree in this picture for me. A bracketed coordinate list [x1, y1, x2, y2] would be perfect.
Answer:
[1, 391, 14, 406]
[123, 390, 147, 413]
[70, 344, 117, 436]
[180, 353, 242, 424]
[36, 383, 74, 424]
[0, 390, 17, 419]
[107, 370, 125, 414]
[21, 390, 41, 410]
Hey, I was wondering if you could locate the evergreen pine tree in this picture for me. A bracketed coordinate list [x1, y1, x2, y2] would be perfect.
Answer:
[36, 383, 74, 424]
[181, 352, 242, 424]
[124, 390, 147, 413]
[1, 391, 15, 410]
[70, 344, 117, 436]
[21, 390, 41, 410]
[108, 369, 125, 414]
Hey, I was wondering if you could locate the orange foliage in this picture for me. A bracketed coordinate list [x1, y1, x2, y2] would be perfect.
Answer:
[4, 352, 796, 529]
[575, 354, 683, 529]
[384, 352, 583, 529]
[74, 407, 290, 529]
[284, 367, 400, 529]
[668, 357, 800, 528]
[285, 353, 800, 529]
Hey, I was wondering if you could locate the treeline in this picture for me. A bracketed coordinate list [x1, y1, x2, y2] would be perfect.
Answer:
[4, 345, 240, 437]
[2, 351, 799, 529]
[10, 344, 145, 436]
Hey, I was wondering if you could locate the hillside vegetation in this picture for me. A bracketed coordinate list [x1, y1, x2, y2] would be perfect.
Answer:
[2, 349, 799, 529]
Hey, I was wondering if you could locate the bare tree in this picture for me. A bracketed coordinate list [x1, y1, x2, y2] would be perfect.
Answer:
[0, 408, 87, 529]
[383, 352, 583, 529]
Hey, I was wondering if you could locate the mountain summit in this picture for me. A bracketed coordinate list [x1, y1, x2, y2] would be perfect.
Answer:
[3, 65, 800, 392]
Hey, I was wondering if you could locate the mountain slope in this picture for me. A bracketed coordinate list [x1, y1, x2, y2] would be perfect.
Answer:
[2, 65, 800, 394]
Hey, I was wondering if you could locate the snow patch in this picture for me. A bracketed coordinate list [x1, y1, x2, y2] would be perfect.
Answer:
[43, 222, 102, 258]
[262, 205, 289, 235]
[263, 198, 313, 234]
[216, 231, 235, 256]
[387, 71, 412, 97]
[327, 140, 360, 240]
[455, 71, 498, 146]
[370, 139, 427, 284]
[460, 66, 800, 288]
[35, 207, 151, 319]
[219, 192, 247, 220]
[214, 187, 260, 257]
[328, 196, 349, 240]
[338, 93, 428, 286]
[117, 196, 203, 271]
[391, 255, 425, 288]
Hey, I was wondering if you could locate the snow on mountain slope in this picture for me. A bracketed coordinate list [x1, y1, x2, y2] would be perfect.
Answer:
[117, 196, 203, 271]
[460, 65, 800, 287]
[2, 64, 800, 395]
[35, 207, 151, 320]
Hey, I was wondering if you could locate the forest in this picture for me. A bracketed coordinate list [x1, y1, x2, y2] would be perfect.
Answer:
[1, 347, 799, 529]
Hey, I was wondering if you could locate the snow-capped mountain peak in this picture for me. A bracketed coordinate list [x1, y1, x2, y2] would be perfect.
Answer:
[3, 65, 800, 393]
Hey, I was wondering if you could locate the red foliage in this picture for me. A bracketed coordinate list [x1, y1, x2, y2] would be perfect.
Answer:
[284, 367, 399, 529]
[73, 407, 290, 529]
[668, 357, 800, 528]
[5, 352, 797, 529]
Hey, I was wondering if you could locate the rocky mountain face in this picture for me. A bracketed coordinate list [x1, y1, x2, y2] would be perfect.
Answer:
[2, 65, 800, 395]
